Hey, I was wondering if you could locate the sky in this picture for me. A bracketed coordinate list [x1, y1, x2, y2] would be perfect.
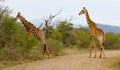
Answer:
[2, 0, 120, 27]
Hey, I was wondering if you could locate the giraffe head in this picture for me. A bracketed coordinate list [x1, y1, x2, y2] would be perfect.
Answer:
[15, 12, 21, 20]
[79, 7, 86, 15]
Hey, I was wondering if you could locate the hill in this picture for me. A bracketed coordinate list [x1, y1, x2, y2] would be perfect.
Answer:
[97, 24, 120, 33]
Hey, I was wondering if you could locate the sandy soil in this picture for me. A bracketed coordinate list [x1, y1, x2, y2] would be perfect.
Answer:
[4, 50, 120, 70]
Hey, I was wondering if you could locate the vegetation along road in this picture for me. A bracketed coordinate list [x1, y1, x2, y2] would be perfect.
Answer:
[5, 51, 120, 70]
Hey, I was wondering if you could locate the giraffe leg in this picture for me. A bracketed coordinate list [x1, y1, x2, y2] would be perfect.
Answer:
[101, 43, 105, 59]
[102, 47, 105, 59]
[46, 47, 50, 59]
[99, 42, 105, 58]
[93, 42, 97, 58]
[98, 37, 105, 58]
[100, 47, 103, 58]
[89, 42, 94, 58]
[41, 45, 45, 58]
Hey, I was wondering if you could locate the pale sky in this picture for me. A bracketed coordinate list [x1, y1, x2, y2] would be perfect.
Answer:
[3, 0, 120, 27]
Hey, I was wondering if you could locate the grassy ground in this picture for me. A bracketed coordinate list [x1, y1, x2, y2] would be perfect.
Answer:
[108, 57, 120, 70]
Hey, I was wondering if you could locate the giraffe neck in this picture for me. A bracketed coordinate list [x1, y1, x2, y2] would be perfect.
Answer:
[18, 15, 36, 31]
[85, 9, 98, 29]
[18, 15, 30, 26]
[85, 10, 91, 23]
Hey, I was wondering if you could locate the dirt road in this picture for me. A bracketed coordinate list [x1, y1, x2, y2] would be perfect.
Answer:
[5, 51, 120, 70]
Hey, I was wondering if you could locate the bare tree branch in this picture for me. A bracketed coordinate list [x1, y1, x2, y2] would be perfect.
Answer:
[68, 16, 73, 22]
[52, 9, 62, 18]
[38, 23, 43, 29]
[43, 9, 62, 28]
[42, 9, 62, 38]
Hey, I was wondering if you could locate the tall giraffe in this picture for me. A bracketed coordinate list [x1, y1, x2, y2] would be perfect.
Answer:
[79, 7, 105, 58]
[15, 12, 50, 58]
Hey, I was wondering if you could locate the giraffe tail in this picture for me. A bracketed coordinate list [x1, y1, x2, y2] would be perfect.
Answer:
[103, 42, 105, 46]
[44, 44, 47, 53]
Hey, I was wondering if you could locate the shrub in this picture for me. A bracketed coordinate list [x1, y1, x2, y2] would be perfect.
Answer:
[109, 59, 120, 70]
[46, 38, 65, 56]
[105, 33, 120, 49]
[0, 17, 38, 61]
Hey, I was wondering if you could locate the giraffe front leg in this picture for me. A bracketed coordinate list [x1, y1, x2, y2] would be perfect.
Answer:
[89, 42, 94, 58]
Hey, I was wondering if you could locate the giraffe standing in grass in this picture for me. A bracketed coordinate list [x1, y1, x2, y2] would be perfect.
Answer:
[15, 12, 49, 58]
[79, 7, 105, 58]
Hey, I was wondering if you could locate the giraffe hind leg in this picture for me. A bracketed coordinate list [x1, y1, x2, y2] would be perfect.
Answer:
[100, 47, 105, 58]
[93, 42, 97, 58]
[44, 44, 50, 59]
[99, 38, 105, 58]
[101, 43, 105, 59]
[41, 46, 45, 58]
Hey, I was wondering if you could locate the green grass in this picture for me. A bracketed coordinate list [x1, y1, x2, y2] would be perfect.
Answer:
[109, 59, 120, 70]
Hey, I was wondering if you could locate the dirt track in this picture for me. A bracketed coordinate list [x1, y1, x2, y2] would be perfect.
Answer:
[5, 51, 120, 70]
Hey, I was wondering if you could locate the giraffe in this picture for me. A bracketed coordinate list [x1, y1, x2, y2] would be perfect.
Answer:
[15, 12, 50, 58]
[79, 7, 105, 58]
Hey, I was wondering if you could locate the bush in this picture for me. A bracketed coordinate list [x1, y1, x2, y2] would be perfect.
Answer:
[105, 33, 120, 49]
[46, 38, 65, 56]
[75, 28, 91, 49]
[109, 59, 120, 70]
[0, 17, 38, 61]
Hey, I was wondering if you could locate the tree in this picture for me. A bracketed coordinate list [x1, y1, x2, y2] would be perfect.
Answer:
[57, 20, 75, 44]
[42, 9, 62, 38]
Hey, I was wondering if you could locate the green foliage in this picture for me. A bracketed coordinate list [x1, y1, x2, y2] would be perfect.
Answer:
[46, 38, 65, 56]
[76, 27, 91, 48]
[51, 30, 63, 40]
[0, 17, 38, 61]
[57, 20, 73, 32]
[105, 33, 120, 49]
[57, 20, 75, 44]
[43, 25, 54, 38]
[109, 59, 120, 70]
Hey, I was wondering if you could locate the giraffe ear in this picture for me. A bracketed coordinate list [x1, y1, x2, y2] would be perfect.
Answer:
[83, 7, 86, 9]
